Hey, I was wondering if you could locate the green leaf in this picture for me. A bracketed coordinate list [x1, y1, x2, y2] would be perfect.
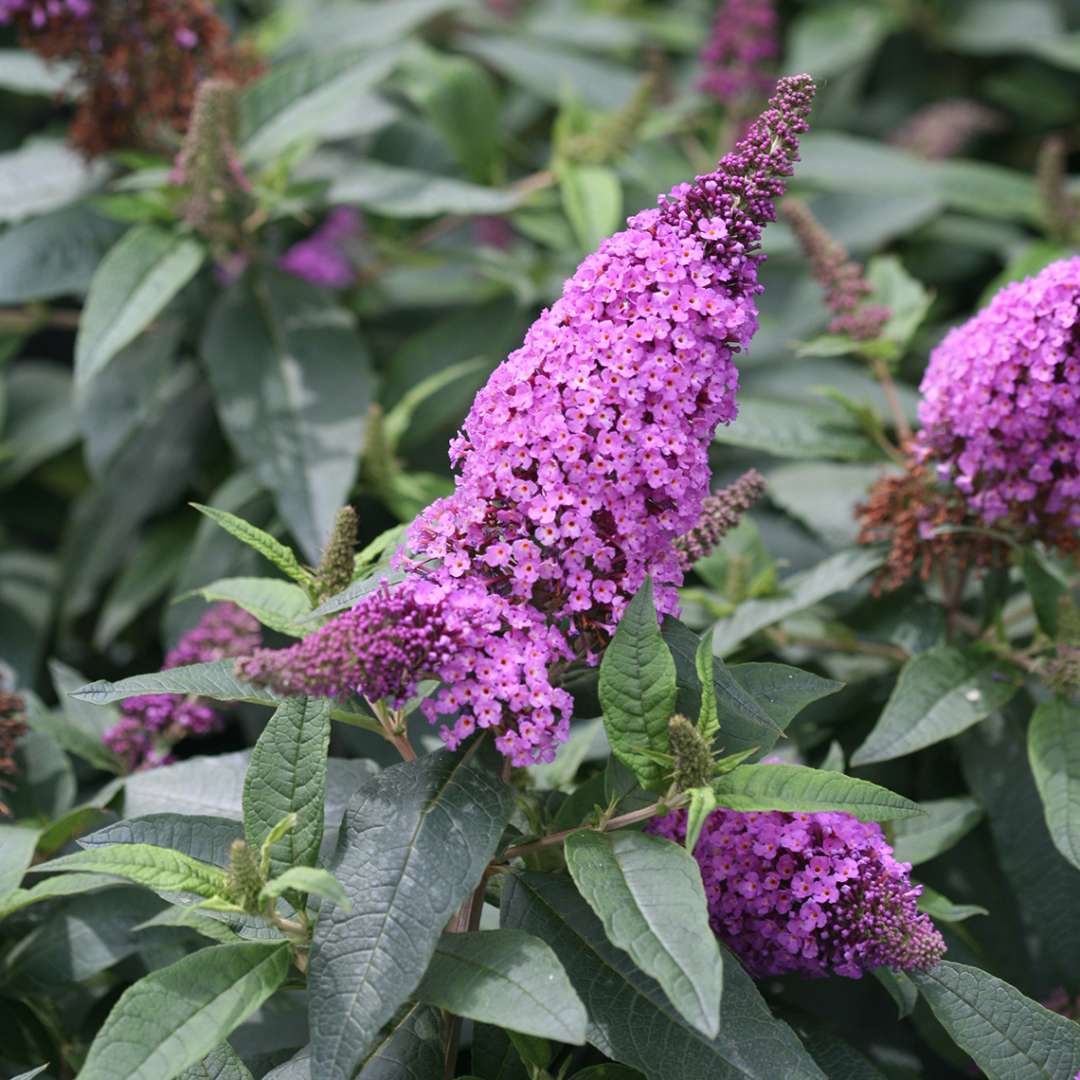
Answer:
[502, 871, 825, 1080]
[713, 397, 877, 461]
[564, 830, 723, 1038]
[694, 635, 718, 741]
[0, 824, 41, 900]
[0, 138, 105, 223]
[75, 224, 205, 387]
[0, 361, 77, 488]
[320, 155, 520, 217]
[243, 697, 331, 880]
[664, 621, 841, 756]
[72, 659, 284, 708]
[401, 47, 501, 183]
[864, 255, 933, 357]
[189, 503, 311, 586]
[416, 930, 587, 1043]
[851, 647, 1019, 766]
[4, 886, 166, 987]
[684, 785, 718, 854]
[32, 843, 229, 899]
[0, 872, 120, 920]
[711, 765, 921, 821]
[44, 659, 124, 773]
[917, 885, 988, 923]
[81, 813, 244, 868]
[890, 797, 984, 865]
[798, 1025, 889, 1079]
[559, 161, 622, 252]
[910, 961, 1080, 1079]
[786, 5, 891, 77]
[874, 967, 917, 1019]
[309, 753, 513, 1078]
[599, 578, 677, 791]
[192, 577, 313, 637]
[9, 1067, 51, 1080]
[202, 270, 373, 563]
[1027, 697, 1080, 871]
[458, 33, 639, 109]
[962, 716, 1080, 977]
[1022, 548, 1068, 637]
[78, 942, 290, 1080]
[710, 549, 884, 657]
[176, 1042, 254, 1080]
[570, 1068, 646, 1080]
[238, 48, 400, 162]
[382, 358, 485, 452]
[261, 866, 350, 910]
[0, 202, 123, 303]
[36, 805, 109, 856]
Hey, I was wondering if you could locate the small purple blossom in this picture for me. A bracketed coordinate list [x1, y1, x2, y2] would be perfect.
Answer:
[240, 76, 816, 766]
[104, 603, 261, 771]
[915, 257, 1080, 547]
[698, 0, 778, 107]
[648, 804, 946, 979]
[0, 0, 89, 25]
[279, 207, 363, 288]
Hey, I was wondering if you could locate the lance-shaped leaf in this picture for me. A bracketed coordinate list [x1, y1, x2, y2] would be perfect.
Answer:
[78, 942, 290, 1080]
[0, 872, 120, 919]
[71, 659, 284, 707]
[31, 843, 229, 899]
[81, 813, 244, 868]
[502, 871, 825, 1080]
[190, 503, 311, 586]
[1027, 697, 1080, 871]
[243, 697, 331, 880]
[599, 578, 677, 791]
[416, 930, 587, 1043]
[177, 1042, 253, 1080]
[0, 823, 40, 900]
[192, 577, 313, 638]
[75, 224, 205, 387]
[564, 830, 723, 1038]
[202, 270, 373, 563]
[852, 647, 1019, 766]
[309, 752, 512, 1080]
[711, 764, 921, 821]
[910, 962, 1080, 1080]
[889, 797, 984, 866]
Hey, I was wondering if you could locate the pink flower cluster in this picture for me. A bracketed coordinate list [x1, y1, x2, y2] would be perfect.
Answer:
[915, 257, 1080, 547]
[238, 76, 816, 765]
[279, 208, 363, 288]
[104, 603, 260, 771]
[698, 0, 778, 106]
[649, 805, 945, 979]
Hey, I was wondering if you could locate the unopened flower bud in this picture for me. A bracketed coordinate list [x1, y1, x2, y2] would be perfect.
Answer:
[227, 839, 263, 911]
[669, 714, 714, 790]
[316, 506, 359, 601]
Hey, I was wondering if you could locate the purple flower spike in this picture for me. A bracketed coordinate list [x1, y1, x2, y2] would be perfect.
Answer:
[915, 256, 1080, 549]
[241, 76, 817, 766]
[698, 0, 778, 107]
[648, 803, 946, 979]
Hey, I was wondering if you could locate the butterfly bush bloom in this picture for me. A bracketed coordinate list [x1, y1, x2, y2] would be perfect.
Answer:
[279, 208, 364, 288]
[914, 257, 1080, 550]
[104, 603, 260, 771]
[239, 76, 816, 765]
[698, 0, 778, 106]
[649, 804, 945, 979]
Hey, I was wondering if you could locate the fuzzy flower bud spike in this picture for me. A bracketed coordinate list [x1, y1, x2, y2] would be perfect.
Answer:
[315, 506, 359, 600]
[239, 75, 817, 766]
[783, 199, 890, 341]
[675, 468, 766, 567]
[648, 800, 945, 979]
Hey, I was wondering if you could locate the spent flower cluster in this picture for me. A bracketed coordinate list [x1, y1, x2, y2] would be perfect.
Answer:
[649, 804, 945, 979]
[104, 603, 260, 770]
[238, 75, 817, 765]
[0, 0, 259, 156]
[0, 690, 27, 817]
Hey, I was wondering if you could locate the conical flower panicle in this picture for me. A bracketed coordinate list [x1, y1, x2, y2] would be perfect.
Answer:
[239, 76, 817, 766]
[648, 803, 945, 979]
[914, 256, 1080, 551]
